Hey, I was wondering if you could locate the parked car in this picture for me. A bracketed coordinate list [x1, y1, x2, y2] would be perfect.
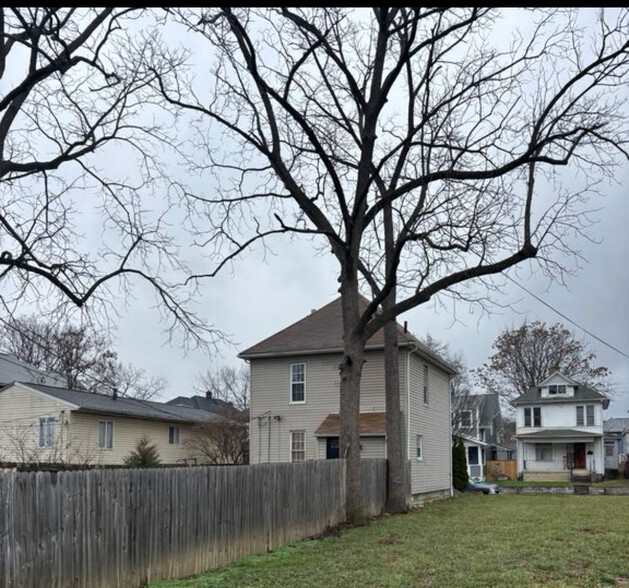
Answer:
[466, 479, 501, 494]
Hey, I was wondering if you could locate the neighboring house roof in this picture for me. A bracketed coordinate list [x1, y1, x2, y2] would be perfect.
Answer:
[0, 354, 65, 387]
[239, 297, 456, 374]
[314, 412, 386, 437]
[604, 418, 629, 434]
[511, 384, 609, 409]
[4, 382, 219, 424]
[457, 393, 501, 425]
[516, 429, 603, 439]
[166, 395, 233, 414]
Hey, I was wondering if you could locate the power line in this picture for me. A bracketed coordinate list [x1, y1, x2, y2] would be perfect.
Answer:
[506, 275, 629, 361]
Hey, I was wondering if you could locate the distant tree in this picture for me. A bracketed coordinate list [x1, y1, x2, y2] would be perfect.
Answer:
[123, 435, 161, 468]
[475, 321, 610, 403]
[0, 315, 167, 399]
[195, 365, 250, 411]
[452, 436, 469, 492]
[186, 407, 249, 465]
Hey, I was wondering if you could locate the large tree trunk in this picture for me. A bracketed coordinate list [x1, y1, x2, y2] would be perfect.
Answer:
[339, 285, 366, 525]
[383, 199, 407, 513]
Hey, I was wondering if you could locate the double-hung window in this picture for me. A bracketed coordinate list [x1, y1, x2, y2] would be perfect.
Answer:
[576, 406, 594, 426]
[460, 410, 472, 428]
[290, 430, 305, 462]
[38, 417, 56, 447]
[535, 444, 553, 462]
[524, 407, 541, 427]
[98, 420, 114, 449]
[290, 363, 306, 403]
[548, 385, 566, 395]
[169, 425, 180, 445]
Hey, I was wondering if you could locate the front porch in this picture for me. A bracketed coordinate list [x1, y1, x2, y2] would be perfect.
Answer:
[516, 431, 604, 482]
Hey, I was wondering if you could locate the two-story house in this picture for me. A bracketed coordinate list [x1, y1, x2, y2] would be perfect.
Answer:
[511, 369, 609, 481]
[453, 393, 513, 480]
[239, 297, 457, 504]
[603, 418, 629, 474]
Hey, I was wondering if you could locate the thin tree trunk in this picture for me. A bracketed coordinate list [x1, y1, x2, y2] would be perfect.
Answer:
[383, 200, 407, 513]
[339, 285, 366, 525]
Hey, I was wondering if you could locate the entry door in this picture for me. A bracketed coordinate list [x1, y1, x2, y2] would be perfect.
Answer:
[326, 437, 339, 459]
[574, 443, 586, 468]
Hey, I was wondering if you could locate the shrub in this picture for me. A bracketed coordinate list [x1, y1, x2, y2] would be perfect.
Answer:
[123, 435, 161, 468]
[452, 435, 469, 492]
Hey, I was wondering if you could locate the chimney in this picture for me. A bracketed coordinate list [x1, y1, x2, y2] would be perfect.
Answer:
[205, 390, 213, 399]
[112, 388, 118, 401]
[403, 321, 408, 333]
[311, 308, 317, 314]
[549, 363, 561, 376]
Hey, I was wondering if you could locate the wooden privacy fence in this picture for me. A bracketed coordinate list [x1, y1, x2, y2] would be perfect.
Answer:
[0, 459, 388, 588]
[485, 460, 517, 481]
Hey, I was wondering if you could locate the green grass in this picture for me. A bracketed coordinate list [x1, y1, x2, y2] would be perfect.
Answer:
[496, 479, 629, 488]
[151, 495, 629, 588]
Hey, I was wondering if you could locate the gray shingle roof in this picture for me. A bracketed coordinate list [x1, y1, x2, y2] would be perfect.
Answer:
[516, 429, 602, 439]
[511, 384, 609, 408]
[166, 395, 233, 414]
[238, 297, 456, 374]
[13, 382, 219, 423]
[0, 354, 65, 387]
[604, 418, 629, 434]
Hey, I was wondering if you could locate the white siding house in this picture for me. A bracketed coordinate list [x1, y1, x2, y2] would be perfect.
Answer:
[240, 297, 457, 504]
[512, 371, 609, 481]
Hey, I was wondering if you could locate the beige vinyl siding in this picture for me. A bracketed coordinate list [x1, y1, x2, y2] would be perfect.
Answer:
[68, 413, 200, 465]
[249, 350, 406, 464]
[0, 384, 73, 463]
[407, 351, 451, 495]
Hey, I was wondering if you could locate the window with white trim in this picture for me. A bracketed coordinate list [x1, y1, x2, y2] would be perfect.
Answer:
[423, 365, 429, 405]
[169, 425, 180, 445]
[290, 363, 306, 403]
[460, 410, 472, 428]
[576, 405, 584, 426]
[416, 435, 423, 460]
[290, 430, 305, 462]
[535, 443, 553, 462]
[548, 384, 566, 395]
[98, 420, 114, 449]
[38, 417, 56, 447]
[605, 442, 615, 458]
[586, 405, 594, 426]
[523, 407, 541, 427]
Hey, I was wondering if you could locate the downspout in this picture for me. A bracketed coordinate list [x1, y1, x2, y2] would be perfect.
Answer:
[448, 375, 453, 497]
[406, 348, 411, 461]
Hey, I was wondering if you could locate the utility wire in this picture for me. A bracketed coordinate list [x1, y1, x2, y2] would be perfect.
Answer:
[506, 275, 629, 361]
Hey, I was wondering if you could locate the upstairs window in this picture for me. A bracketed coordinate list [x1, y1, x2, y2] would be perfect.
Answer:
[290, 363, 306, 403]
[38, 417, 56, 447]
[524, 407, 542, 428]
[576, 406, 584, 426]
[460, 410, 472, 428]
[586, 405, 595, 426]
[524, 408, 531, 427]
[548, 385, 566, 395]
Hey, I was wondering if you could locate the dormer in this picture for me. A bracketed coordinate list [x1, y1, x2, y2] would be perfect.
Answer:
[536, 371, 578, 399]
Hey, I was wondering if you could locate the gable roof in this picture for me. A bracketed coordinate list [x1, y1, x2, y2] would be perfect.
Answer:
[456, 393, 502, 426]
[166, 395, 234, 414]
[604, 417, 629, 434]
[238, 297, 456, 374]
[5, 382, 219, 424]
[0, 354, 65, 387]
[511, 384, 609, 409]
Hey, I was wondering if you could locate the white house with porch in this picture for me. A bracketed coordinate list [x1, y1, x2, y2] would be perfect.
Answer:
[511, 370, 609, 482]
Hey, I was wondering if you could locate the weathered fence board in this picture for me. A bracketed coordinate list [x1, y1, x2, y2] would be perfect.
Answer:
[0, 459, 388, 588]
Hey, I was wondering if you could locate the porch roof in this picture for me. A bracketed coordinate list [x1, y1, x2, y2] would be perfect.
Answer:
[516, 428, 601, 440]
[315, 412, 385, 437]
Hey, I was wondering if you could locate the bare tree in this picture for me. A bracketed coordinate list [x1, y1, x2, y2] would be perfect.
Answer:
[157, 8, 629, 522]
[0, 314, 167, 399]
[195, 365, 250, 411]
[475, 321, 611, 403]
[0, 8, 216, 348]
[186, 408, 249, 465]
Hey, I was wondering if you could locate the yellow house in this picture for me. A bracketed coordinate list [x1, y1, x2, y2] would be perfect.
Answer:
[0, 382, 220, 466]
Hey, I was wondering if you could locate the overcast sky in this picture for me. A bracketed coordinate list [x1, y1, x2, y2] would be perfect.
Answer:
[4, 9, 629, 418]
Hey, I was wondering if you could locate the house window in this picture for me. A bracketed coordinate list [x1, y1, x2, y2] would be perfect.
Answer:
[98, 421, 114, 449]
[290, 363, 306, 403]
[586, 405, 594, 426]
[169, 426, 180, 445]
[38, 417, 56, 447]
[416, 435, 423, 460]
[423, 365, 429, 405]
[535, 444, 553, 462]
[576, 406, 584, 426]
[576, 405, 593, 426]
[524, 407, 531, 427]
[290, 430, 305, 462]
[533, 407, 541, 427]
[460, 410, 472, 428]
[548, 384, 566, 395]
[468, 446, 479, 465]
[479, 428, 486, 442]
[605, 442, 615, 458]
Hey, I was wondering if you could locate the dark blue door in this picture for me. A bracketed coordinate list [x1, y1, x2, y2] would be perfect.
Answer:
[326, 437, 339, 459]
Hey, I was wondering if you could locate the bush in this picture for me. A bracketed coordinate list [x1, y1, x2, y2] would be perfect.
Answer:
[452, 436, 469, 492]
[123, 435, 161, 468]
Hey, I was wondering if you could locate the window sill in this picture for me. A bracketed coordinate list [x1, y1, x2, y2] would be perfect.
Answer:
[289, 401, 306, 405]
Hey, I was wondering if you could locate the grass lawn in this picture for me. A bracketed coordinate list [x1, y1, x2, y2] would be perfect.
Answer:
[151, 495, 629, 588]
[496, 479, 629, 488]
